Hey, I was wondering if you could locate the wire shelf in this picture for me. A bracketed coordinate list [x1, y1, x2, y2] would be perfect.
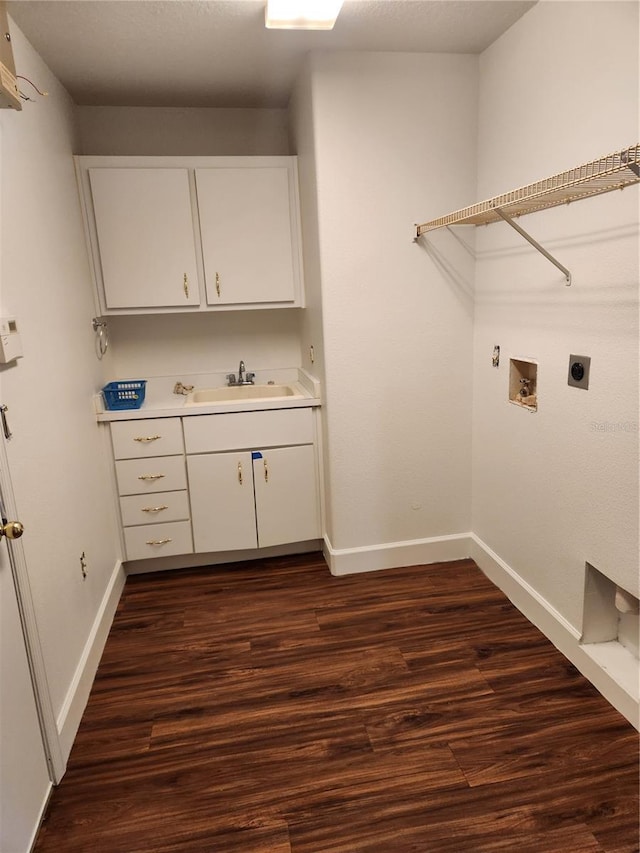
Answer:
[415, 144, 640, 237]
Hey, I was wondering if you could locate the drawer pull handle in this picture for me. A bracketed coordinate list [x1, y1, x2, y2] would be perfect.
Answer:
[138, 473, 165, 481]
[183, 273, 189, 299]
[146, 538, 172, 546]
[141, 504, 169, 513]
[215, 272, 221, 297]
[264, 459, 269, 483]
[134, 435, 162, 443]
[237, 462, 243, 485]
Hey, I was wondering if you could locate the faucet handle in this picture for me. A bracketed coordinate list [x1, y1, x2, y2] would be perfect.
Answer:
[245, 372, 255, 384]
[226, 373, 237, 386]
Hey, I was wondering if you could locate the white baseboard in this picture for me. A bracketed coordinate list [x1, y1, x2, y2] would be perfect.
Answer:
[323, 532, 473, 576]
[470, 534, 639, 730]
[27, 784, 53, 853]
[56, 560, 126, 761]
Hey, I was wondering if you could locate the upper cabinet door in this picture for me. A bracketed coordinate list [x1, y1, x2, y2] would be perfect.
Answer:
[89, 168, 200, 309]
[196, 166, 298, 306]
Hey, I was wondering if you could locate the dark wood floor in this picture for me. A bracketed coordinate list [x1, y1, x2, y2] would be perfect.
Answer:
[35, 553, 639, 853]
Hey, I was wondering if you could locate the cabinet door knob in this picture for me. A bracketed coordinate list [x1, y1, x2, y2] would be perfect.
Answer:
[215, 272, 221, 297]
[183, 273, 189, 299]
[141, 504, 169, 513]
[138, 473, 165, 481]
[237, 461, 243, 485]
[134, 435, 161, 443]
[264, 459, 269, 483]
[145, 538, 172, 546]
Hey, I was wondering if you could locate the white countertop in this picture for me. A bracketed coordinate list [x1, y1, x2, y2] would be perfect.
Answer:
[95, 368, 321, 422]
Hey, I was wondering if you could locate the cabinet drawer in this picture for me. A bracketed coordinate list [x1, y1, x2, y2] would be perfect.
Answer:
[119, 490, 190, 527]
[183, 408, 313, 453]
[115, 456, 187, 496]
[111, 418, 184, 459]
[124, 521, 193, 561]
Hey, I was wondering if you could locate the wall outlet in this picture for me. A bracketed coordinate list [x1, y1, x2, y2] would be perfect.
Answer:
[568, 354, 591, 389]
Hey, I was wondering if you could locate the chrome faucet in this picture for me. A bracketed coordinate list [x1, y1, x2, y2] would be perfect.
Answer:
[226, 360, 255, 386]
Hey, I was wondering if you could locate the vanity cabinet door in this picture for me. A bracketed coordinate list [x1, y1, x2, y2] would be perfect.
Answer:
[187, 451, 258, 553]
[253, 445, 320, 548]
[196, 165, 299, 306]
[89, 168, 200, 309]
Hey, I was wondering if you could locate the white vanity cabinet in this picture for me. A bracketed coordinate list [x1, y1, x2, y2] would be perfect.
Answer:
[184, 409, 321, 554]
[87, 168, 200, 310]
[110, 418, 194, 560]
[75, 156, 304, 314]
[106, 407, 320, 563]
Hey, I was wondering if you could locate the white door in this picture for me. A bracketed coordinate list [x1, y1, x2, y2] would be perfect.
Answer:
[0, 494, 51, 853]
[253, 445, 320, 548]
[0, 122, 57, 853]
[89, 168, 201, 309]
[196, 166, 297, 306]
[187, 451, 258, 553]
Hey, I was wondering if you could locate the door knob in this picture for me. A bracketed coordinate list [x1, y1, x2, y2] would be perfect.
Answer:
[1, 520, 24, 539]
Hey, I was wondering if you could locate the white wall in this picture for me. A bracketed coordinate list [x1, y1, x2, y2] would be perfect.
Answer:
[78, 105, 289, 155]
[0, 22, 120, 742]
[105, 310, 302, 379]
[289, 63, 330, 535]
[472, 1, 639, 632]
[292, 52, 478, 555]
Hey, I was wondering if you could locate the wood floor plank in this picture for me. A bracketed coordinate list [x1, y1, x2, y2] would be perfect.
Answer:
[34, 553, 639, 853]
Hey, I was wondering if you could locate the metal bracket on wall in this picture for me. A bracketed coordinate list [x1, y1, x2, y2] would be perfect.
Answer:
[494, 208, 572, 286]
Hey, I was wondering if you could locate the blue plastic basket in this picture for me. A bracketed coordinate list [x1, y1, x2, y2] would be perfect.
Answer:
[102, 380, 147, 411]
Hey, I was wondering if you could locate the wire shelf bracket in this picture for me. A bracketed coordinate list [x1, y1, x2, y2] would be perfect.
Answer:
[494, 207, 572, 285]
[413, 144, 640, 287]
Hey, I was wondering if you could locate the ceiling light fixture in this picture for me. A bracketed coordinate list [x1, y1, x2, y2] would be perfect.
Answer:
[265, 0, 344, 30]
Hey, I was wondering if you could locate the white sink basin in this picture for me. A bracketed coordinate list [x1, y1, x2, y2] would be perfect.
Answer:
[185, 384, 304, 405]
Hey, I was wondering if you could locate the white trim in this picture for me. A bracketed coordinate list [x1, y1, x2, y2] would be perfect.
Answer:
[27, 784, 53, 853]
[323, 533, 473, 576]
[470, 534, 639, 730]
[56, 560, 126, 760]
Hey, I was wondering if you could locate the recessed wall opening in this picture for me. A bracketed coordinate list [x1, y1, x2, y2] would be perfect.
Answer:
[509, 358, 538, 411]
[581, 562, 639, 701]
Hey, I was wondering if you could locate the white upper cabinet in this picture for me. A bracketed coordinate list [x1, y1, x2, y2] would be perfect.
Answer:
[75, 156, 304, 314]
[196, 165, 297, 306]
[88, 168, 200, 309]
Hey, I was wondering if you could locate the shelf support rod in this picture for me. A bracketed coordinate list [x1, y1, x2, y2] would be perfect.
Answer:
[494, 207, 571, 286]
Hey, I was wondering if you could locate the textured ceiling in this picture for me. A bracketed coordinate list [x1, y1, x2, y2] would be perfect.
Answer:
[7, 0, 537, 107]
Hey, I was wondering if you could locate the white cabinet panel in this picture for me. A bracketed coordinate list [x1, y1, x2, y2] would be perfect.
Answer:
[196, 166, 297, 306]
[89, 168, 200, 309]
[124, 521, 193, 561]
[119, 490, 190, 527]
[115, 455, 187, 496]
[187, 452, 258, 552]
[253, 445, 320, 548]
[183, 408, 313, 454]
[111, 417, 184, 459]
